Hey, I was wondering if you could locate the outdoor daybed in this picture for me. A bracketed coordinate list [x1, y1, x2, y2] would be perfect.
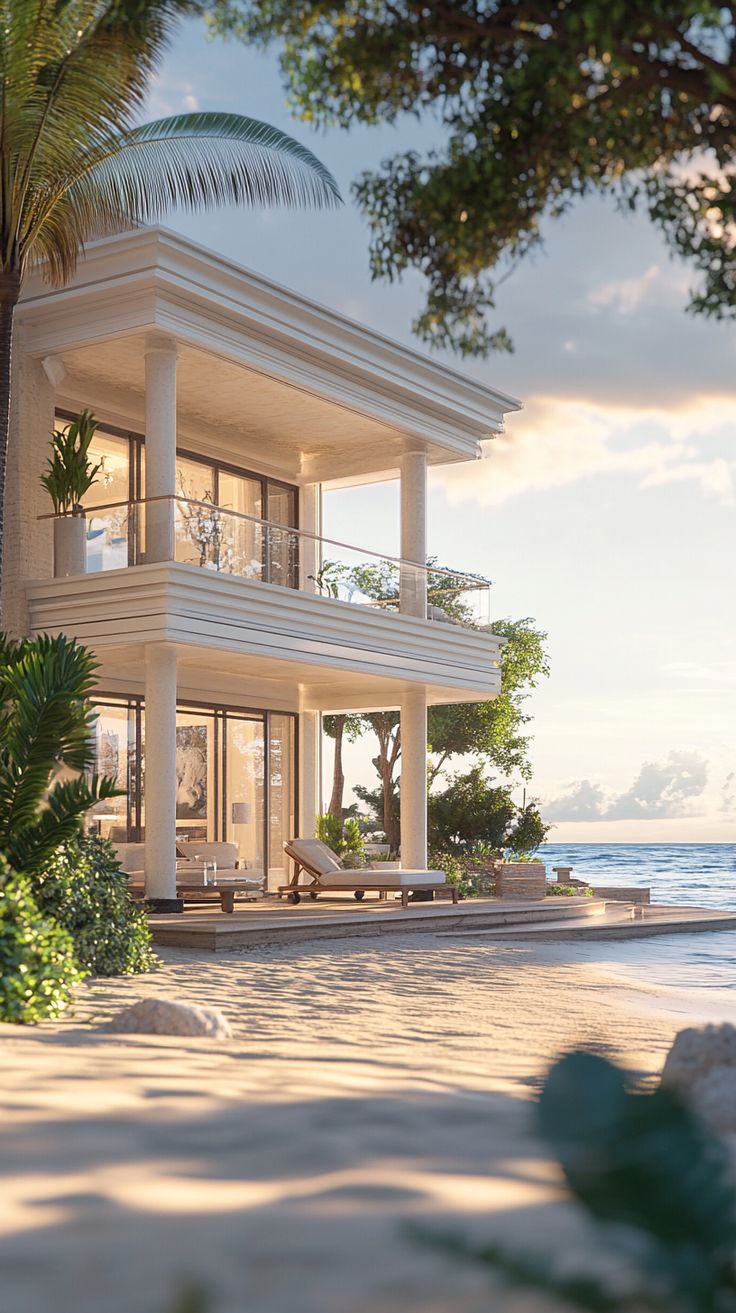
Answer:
[115, 841, 263, 913]
[281, 838, 456, 907]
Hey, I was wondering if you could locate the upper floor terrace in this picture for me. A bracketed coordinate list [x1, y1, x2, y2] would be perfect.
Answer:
[9, 226, 522, 705]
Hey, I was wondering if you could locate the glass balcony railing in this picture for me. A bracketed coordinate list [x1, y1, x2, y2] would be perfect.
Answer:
[44, 495, 493, 629]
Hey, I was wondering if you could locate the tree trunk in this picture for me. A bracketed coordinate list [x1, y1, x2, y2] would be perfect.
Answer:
[0, 272, 21, 628]
[371, 713, 401, 851]
[328, 713, 347, 817]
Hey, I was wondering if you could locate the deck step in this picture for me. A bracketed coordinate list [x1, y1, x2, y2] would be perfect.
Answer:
[150, 895, 607, 952]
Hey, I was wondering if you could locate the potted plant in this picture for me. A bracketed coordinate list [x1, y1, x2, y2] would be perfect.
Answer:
[41, 410, 102, 577]
[315, 814, 368, 868]
[367, 851, 401, 871]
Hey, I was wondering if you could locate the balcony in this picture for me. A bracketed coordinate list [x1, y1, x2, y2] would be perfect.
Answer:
[29, 497, 503, 706]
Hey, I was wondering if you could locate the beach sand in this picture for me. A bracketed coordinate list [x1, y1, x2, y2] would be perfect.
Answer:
[0, 933, 728, 1313]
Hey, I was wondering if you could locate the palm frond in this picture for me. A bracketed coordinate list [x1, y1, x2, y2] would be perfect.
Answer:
[25, 112, 341, 281]
[5, 774, 123, 875]
[0, 634, 100, 838]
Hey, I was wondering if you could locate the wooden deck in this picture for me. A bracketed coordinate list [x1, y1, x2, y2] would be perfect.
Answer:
[148, 893, 612, 951]
[147, 893, 736, 952]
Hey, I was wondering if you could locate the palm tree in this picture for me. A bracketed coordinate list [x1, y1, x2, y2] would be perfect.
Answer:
[0, 0, 341, 614]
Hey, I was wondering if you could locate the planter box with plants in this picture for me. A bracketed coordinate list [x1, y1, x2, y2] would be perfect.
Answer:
[41, 410, 102, 578]
[495, 857, 547, 900]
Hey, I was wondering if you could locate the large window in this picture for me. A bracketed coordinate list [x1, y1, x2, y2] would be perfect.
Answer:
[54, 411, 299, 586]
[89, 696, 297, 886]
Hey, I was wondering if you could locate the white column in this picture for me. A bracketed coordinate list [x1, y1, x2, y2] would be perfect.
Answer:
[299, 709, 321, 837]
[299, 483, 321, 594]
[400, 687, 428, 869]
[144, 644, 180, 908]
[144, 334, 177, 562]
[400, 445, 428, 618]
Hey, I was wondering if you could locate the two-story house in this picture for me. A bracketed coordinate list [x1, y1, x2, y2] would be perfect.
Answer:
[4, 227, 520, 910]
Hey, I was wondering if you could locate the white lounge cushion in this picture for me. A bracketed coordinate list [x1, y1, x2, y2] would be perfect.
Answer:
[287, 837, 342, 876]
[114, 842, 145, 875]
[177, 841, 239, 868]
[310, 869, 445, 889]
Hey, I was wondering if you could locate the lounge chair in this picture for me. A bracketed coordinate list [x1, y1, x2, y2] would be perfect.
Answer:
[281, 837, 456, 907]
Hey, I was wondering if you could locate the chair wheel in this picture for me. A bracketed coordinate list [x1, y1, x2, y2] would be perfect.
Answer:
[288, 891, 301, 905]
[309, 891, 319, 901]
[354, 890, 365, 901]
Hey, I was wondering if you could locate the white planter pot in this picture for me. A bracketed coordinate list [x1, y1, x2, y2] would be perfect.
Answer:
[54, 513, 87, 577]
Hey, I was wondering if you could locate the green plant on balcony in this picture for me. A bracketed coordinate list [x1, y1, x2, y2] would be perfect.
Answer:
[40, 410, 102, 515]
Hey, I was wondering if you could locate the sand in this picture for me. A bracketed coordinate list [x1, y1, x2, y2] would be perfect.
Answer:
[0, 933, 728, 1313]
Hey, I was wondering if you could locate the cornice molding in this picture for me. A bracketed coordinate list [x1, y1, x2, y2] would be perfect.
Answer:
[18, 227, 522, 457]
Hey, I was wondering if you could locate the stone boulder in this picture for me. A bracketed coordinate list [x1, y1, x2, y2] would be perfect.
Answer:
[661, 1023, 736, 1133]
[105, 997, 233, 1040]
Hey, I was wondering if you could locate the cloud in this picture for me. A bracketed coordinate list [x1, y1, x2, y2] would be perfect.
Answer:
[587, 263, 683, 313]
[661, 660, 736, 688]
[543, 780, 608, 822]
[721, 772, 736, 816]
[545, 750, 709, 822]
[435, 396, 736, 507]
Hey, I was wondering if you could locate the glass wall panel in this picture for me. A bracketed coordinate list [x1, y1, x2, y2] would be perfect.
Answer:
[268, 713, 296, 890]
[175, 456, 217, 568]
[91, 696, 296, 888]
[267, 485, 298, 589]
[79, 426, 131, 572]
[218, 471, 263, 579]
[88, 700, 138, 842]
[225, 715, 265, 878]
[175, 709, 217, 845]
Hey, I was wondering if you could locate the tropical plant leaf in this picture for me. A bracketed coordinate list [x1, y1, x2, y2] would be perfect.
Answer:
[538, 1052, 736, 1305]
[4, 773, 122, 875]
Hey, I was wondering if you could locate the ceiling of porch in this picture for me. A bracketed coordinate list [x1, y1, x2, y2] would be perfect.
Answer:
[55, 334, 460, 484]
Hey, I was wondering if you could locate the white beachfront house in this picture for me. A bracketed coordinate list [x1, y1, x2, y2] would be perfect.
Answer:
[4, 227, 520, 909]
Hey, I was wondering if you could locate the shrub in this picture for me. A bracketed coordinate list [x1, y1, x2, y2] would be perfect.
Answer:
[35, 833, 155, 976]
[0, 856, 85, 1024]
[316, 814, 366, 867]
[428, 849, 472, 898]
[546, 883, 594, 898]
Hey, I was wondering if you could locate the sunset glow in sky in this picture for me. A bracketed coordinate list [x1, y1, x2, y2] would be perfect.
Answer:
[152, 20, 735, 843]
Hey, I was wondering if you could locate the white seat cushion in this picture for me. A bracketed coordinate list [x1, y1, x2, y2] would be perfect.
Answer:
[177, 841, 239, 868]
[313, 869, 445, 889]
[287, 838, 342, 876]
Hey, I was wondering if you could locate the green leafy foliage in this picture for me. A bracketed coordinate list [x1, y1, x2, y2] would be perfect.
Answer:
[428, 848, 472, 897]
[35, 833, 155, 976]
[547, 883, 594, 897]
[429, 766, 548, 856]
[211, 1, 736, 353]
[418, 1050, 736, 1311]
[41, 409, 102, 514]
[0, 1, 340, 290]
[316, 813, 366, 865]
[0, 634, 122, 875]
[0, 855, 85, 1024]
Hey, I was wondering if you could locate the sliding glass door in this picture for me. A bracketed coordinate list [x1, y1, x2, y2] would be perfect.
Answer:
[58, 410, 300, 584]
[89, 697, 296, 886]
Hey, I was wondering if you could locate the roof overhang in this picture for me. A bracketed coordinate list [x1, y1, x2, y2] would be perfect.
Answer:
[16, 227, 521, 479]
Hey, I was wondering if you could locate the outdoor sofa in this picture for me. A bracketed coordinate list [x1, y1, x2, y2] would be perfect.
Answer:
[281, 837, 456, 907]
[114, 840, 263, 912]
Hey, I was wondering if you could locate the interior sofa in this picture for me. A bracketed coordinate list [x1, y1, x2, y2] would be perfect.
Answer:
[115, 840, 263, 912]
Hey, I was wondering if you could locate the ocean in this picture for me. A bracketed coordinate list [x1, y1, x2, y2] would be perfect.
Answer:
[540, 843, 736, 911]
[537, 843, 736, 1003]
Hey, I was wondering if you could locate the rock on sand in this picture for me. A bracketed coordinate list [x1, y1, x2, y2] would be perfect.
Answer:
[105, 997, 233, 1039]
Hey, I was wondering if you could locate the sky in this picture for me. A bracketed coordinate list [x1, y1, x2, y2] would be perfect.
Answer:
[150, 19, 736, 844]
